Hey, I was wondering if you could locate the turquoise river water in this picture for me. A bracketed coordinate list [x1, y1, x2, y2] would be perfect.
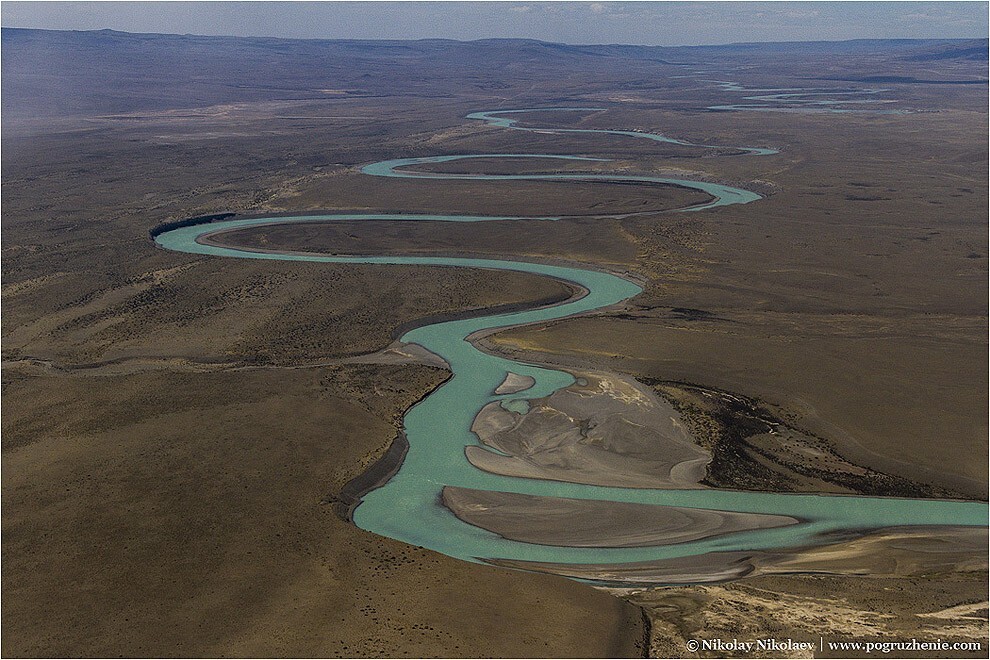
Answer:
[155, 109, 986, 574]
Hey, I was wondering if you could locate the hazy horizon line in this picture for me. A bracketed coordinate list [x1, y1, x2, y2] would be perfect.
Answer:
[3, 24, 987, 50]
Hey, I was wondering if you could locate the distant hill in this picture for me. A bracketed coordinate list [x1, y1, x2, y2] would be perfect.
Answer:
[902, 39, 988, 61]
[2, 28, 986, 118]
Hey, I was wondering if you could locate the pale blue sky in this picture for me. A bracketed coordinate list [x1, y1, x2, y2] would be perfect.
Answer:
[2, 2, 987, 46]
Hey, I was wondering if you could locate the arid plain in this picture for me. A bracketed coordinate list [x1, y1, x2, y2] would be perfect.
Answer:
[2, 29, 988, 657]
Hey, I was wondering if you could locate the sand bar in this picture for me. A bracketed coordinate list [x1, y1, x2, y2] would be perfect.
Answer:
[442, 486, 797, 548]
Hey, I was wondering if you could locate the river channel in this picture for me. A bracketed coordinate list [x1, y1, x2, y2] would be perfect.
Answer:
[154, 108, 986, 576]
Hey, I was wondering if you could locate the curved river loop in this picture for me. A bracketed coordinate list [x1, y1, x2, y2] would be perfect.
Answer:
[700, 80, 910, 114]
[155, 108, 986, 579]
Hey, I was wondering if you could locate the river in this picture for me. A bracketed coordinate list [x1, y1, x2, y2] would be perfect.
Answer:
[154, 108, 986, 577]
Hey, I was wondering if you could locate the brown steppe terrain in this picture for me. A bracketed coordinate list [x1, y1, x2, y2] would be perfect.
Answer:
[3, 364, 644, 657]
[3, 29, 987, 658]
[487, 107, 989, 498]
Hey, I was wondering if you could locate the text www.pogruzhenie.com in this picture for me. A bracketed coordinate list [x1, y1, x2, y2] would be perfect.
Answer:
[685, 638, 984, 654]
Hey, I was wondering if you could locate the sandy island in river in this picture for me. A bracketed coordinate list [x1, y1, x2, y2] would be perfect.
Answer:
[494, 371, 535, 395]
[443, 486, 796, 548]
[467, 369, 710, 488]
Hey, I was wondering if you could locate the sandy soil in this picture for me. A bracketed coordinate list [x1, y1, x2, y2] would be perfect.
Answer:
[494, 371, 535, 395]
[631, 568, 988, 658]
[468, 369, 710, 488]
[487, 525, 988, 585]
[443, 486, 796, 548]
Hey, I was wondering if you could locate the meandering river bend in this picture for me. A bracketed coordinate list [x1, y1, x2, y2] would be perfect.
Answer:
[155, 109, 986, 578]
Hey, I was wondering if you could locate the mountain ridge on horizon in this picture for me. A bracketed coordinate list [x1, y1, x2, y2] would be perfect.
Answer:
[2, 25, 988, 50]
[2, 26, 986, 121]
